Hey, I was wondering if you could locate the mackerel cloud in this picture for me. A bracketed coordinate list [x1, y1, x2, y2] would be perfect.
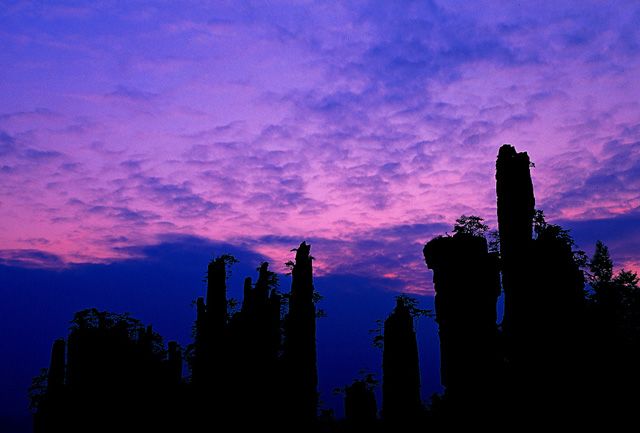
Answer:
[1, 1, 639, 292]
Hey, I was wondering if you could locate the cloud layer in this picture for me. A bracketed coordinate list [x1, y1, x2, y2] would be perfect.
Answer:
[1, 0, 639, 290]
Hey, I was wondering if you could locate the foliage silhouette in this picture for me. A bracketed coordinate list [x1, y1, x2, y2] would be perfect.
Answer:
[452, 215, 489, 238]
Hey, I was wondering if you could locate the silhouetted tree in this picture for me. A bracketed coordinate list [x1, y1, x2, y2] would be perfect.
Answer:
[452, 215, 489, 237]
[586, 241, 640, 419]
[590, 241, 614, 288]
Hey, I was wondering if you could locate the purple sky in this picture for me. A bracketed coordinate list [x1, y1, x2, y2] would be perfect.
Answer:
[1, 1, 640, 293]
[1, 2, 640, 429]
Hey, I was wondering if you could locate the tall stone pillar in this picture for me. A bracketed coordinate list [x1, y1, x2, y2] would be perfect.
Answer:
[382, 298, 421, 423]
[423, 233, 501, 411]
[283, 242, 318, 425]
[495, 144, 535, 355]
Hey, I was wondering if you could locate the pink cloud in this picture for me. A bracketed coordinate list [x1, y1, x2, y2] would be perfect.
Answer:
[1, 1, 639, 292]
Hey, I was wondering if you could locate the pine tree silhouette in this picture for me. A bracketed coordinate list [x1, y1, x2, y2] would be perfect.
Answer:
[586, 240, 640, 422]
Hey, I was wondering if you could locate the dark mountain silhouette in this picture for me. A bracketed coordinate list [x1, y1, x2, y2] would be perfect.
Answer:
[30, 144, 640, 431]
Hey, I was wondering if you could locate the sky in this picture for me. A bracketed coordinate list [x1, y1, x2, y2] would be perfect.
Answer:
[1, 0, 639, 430]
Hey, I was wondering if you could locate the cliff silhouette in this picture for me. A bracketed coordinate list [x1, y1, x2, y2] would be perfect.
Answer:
[30, 145, 640, 431]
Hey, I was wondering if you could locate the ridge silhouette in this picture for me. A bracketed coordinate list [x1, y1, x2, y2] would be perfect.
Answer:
[31, 145, 640, 431]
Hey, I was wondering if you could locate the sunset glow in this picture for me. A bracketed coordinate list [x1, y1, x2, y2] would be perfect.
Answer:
[1, 1, 639, 287]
